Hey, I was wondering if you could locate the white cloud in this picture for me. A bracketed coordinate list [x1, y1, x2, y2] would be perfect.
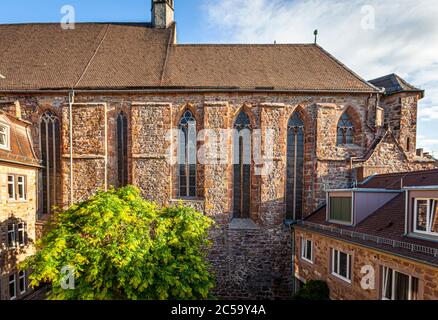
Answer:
[204, 0, 438, 154]
[419, 106, 438, 121]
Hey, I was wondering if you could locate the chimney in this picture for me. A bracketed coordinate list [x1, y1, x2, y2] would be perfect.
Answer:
[416, 148, 423, 157]
[151, 0, 175, 28]
[14, 100, 22, 119]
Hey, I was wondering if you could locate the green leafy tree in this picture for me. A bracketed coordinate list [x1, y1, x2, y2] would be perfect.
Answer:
[294, 280, 330, 300]
[21, 186, 215, 300]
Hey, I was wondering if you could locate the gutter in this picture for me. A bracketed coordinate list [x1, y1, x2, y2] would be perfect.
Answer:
[0, 158, 43, 168]
[0, 88, 381, 95]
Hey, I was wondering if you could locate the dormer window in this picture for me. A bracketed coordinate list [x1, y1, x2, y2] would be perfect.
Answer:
[0, 122, 10, 150]
[414, 199, 438, 236]
[329, 196, 352, 224]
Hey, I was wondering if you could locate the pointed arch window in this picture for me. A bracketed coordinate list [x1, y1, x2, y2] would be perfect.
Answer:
[117, 112, 128, 187]
[286, 112, 305, 220]
[39, 111, 61, 215]
[337, 112, 354, 145]
[178, 110, 197, 198]
[233, 111, 252, 219]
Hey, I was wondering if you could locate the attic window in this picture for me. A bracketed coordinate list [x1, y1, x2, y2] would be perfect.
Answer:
[0, 122, 10, 150]
[414, 199, 438, 236]
[329, 196, 352, 224]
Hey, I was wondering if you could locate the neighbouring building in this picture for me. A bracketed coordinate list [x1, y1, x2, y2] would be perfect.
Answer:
[0, 0, 437, 299]
[0, 104, 40, 300]
[294, 169, 438, 300]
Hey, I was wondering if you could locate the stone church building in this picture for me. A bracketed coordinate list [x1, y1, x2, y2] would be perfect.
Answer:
[0, 0, 436, 299]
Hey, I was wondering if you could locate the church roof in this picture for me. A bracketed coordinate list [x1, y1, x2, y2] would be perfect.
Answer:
[0, 23, 379, 93]
[368, 73, 424, 97]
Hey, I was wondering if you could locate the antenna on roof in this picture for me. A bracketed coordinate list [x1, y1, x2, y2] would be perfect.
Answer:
[314, 29, 318, 44]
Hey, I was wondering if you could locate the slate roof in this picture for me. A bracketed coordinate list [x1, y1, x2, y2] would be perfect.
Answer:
[301, 169, 438, 266]
[0, 23, 379, 92]
[368, 73, 424, 97]
[0, 110, 40, 167]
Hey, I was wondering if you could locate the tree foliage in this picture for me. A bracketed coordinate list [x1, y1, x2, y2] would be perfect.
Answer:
[293, 280, 330, 300]
[21, 186, 215, 300]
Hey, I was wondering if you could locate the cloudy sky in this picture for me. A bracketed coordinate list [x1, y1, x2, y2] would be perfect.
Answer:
[1, 0, 437, 156]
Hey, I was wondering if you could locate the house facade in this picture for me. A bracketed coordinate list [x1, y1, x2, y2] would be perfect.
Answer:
[0, 105, 39, 300]
[294, 169, 438, 300]
[0, 0, 437, 299]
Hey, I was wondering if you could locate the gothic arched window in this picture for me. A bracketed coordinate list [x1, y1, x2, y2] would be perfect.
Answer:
[233, 111, 252, 219]
[117, 112, 128, 187]
[39, 111, 61, 215]
[286, 112, 305, 220]
[178, 110, 197, 198]
[337, 112, 354, 145]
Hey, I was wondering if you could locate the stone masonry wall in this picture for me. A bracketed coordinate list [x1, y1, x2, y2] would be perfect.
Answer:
[1, 91, 436, 299]
[0, 163, 37, 300]
[294, 228, 438, 300]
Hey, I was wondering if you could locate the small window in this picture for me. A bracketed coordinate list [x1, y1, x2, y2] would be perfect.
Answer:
[8, 175, 15, 199]
[406, 137, 411, 152]
[414, 199, 438, 236]
[17, 175, 26, 200]
[382, 266, 418, 300]
[337, 112, 354, 145]
[329, 197, 352, 224]
[301, 237, 313, 263]
[0, 122, 10, 150]
[8, 223, 16, 249]
[17, 222, 26, 246]
[18, 271, 26, 295]
[331, 249, 352, 282]
[9, 274, 16, 300]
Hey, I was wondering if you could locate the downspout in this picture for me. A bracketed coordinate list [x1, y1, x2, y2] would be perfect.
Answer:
[290, 224, 296, 294]
[404, 190, 409, 236]
[69, 90, 75, 205]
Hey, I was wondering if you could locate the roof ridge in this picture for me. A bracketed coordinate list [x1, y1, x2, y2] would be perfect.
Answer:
[175, 43, 316, 47]
[366, 168, 438, 179]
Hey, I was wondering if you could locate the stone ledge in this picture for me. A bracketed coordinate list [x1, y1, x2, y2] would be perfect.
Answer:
[228, 218, 260, 230]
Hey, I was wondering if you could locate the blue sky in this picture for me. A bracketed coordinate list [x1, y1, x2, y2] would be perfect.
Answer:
[1, 0, 437, 156]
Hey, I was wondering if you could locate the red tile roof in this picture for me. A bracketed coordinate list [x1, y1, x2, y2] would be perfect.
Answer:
[359, 169, 438, 190]
[302, 169, 438, 266]
[0, 23, 379, 92]
[0, 110, 40, 167]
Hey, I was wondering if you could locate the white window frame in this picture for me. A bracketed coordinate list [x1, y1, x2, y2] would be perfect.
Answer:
[381, 266, 418, 300]
[0, 122, 10, 150]
[300, 237, 314, 264]
[17, 175, 26, 200]
[413, 198, 438, 236]
[8, 223, 16, 249]
[9, 274, 17, 300]
[331, 248, 352, 283]
[17, 222, 26, 247]
[7, 174, 15, 200]
[18, 270, 26, 295]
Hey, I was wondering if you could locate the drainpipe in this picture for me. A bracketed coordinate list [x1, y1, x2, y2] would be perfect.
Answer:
[69, 90, 75, 205]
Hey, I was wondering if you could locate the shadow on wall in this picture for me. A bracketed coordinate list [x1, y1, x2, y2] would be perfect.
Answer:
[0, 215, 34, 271]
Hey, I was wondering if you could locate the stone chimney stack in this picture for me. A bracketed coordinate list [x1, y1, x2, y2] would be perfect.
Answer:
[151, 0, 175, 28]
